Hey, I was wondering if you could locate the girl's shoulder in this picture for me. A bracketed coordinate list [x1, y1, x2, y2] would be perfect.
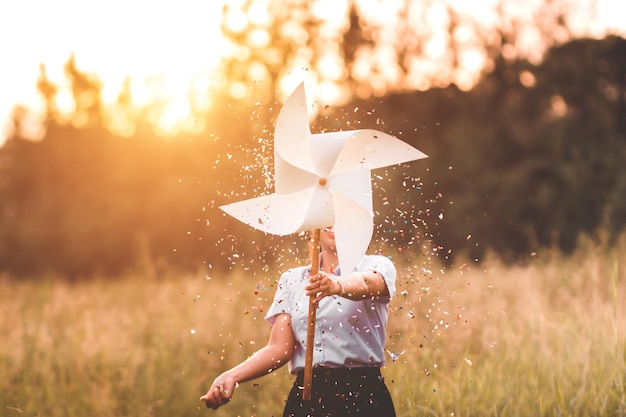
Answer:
[358, 255, 396, 278]
[280, 265, 310, 281]
[358, 254, 394, 268]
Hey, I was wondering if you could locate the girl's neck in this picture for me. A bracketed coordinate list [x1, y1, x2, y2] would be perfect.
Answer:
[320, 249, 338, 273]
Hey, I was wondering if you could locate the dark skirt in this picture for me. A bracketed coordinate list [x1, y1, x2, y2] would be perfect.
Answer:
[283, 367, 396, 417]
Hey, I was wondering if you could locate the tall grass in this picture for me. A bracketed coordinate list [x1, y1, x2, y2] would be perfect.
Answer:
[385, 236, 626, 417]
[1, 237, 624, 416]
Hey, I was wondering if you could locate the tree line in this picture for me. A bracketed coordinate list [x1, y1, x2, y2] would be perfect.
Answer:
[0, 31, 624, 277]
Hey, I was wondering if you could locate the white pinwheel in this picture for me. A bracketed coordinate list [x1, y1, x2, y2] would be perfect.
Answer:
[220, 82, 427, 273]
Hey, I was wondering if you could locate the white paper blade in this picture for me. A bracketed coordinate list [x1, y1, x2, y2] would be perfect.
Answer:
[274, 153, 319, 195]
[309, 131, 356, 175]
[328, 169, 373, 217]
[330, 129, 428, 176]
[274, 83, 317, 175]
[331, 189, 374, 274]
[299, 185, 335, 231]
[220, 191, 315, 236]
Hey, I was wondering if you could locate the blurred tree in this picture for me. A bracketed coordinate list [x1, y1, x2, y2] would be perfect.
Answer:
[1, 0, 625, 277]
[37, 64, 58, 123]
[214, 0, 320, 100]
[0, 57, 263, 277]
[64, 54, 104, 128]
[318, 35, 626, 263]
[430, 36, 626, 261]
[215, 0, 599, 100]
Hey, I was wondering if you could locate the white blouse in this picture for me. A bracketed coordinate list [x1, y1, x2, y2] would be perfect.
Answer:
[265, 255, 397, 374]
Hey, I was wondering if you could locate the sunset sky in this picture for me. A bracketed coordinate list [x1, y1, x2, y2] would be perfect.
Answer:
[1, 0, 625, 146]
[0, 0, 226, 142]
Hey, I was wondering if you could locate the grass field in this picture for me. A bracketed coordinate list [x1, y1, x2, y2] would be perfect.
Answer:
[1, 236, 624, 417]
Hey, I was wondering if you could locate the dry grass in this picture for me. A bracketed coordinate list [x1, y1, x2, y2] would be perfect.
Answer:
[384, 235, 626, 417]
[1, 237, 624, 416]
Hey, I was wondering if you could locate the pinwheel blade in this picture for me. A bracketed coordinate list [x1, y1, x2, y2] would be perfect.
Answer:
[327, 169, 372, 216]
[220, 186, 336, 236]
[330, 189, 374, 273]
[275, 130, 351, 195]
[309, 131, 355, 175]
[220, 191, 314, 236]
[275, 153, 319, 195]
[330, 129, 428, 176]
[274, 83, 317, 176]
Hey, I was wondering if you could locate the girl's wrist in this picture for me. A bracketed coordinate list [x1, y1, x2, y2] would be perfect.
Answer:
[336, 277, 345, 297]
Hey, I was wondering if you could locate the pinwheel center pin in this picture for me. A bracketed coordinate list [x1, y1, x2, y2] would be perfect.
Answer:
[318, 177, 327, 186]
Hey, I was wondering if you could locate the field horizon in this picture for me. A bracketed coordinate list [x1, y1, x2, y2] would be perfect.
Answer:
[1, 235, 624, 416]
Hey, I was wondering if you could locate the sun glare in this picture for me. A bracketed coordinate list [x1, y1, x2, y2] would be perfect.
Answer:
[0, 0, 228, 140]
[1, 0, 626, 144]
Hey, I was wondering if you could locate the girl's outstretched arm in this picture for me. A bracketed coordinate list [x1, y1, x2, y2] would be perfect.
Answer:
[200, 313, 295, 409]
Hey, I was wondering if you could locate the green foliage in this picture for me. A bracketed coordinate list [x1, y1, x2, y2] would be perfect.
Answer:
[322, 36, 626, 263]
[0, 34, 625, 276]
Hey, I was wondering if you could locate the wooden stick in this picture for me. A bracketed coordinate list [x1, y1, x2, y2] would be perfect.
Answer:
[302, 228, 321, 401]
